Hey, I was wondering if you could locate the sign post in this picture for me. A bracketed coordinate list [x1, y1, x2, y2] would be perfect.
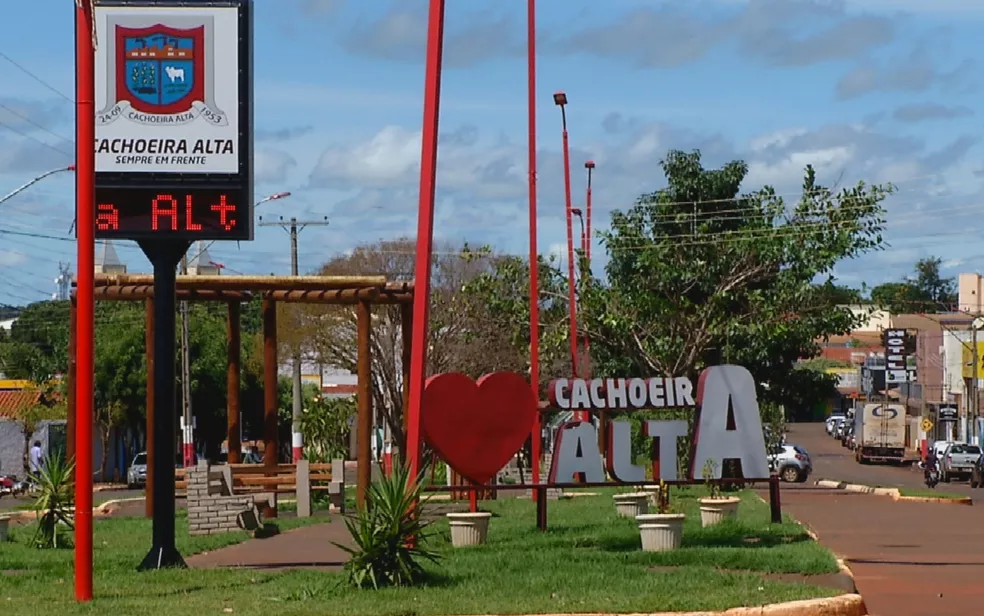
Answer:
[91, 0, 253, 571]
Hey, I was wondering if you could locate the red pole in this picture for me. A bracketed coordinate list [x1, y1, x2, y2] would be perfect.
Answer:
[74, 0, 95, 602]
[405, 0, 446, 481]
[527, 0, 542, 497]
[558, 101, 582, 420]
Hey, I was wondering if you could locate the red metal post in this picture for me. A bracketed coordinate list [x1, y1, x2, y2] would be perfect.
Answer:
[527, 0, 542, 500]
[405, 0, 446, 482]
[74, 0, 95, 602]
[558, 101, 582, 420]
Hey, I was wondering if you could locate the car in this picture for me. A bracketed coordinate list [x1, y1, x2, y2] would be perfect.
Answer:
[826, 414, 845, 436]
[127, 452, 147, 488]
[941, 443, 982, 483]
[768, 443, 812, 483]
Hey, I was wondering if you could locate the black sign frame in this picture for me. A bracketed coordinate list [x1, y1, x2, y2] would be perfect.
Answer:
[91, 0, 254, 241]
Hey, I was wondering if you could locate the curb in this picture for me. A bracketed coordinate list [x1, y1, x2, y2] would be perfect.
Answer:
[510, 594, 867, 615]
[815, 479, 973, 505]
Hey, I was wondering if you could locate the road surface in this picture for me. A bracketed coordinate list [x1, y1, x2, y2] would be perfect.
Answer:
[787, 422, 977, 499]
[781, 422, 984, 615]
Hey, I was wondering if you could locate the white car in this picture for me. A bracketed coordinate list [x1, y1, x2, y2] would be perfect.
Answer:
[126, 452, 147, 488]
[768, 444, 813, 483]
[826, 414, 845, 436]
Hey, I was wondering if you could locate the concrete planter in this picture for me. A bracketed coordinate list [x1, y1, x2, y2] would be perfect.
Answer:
[636, 513, 685, 552]
[447, 512, 492, 547]
[642, 485, 660, 506]
[613, 492, 650, 518]
[0, 517, 9, 542]
[698, 496, 741, 527]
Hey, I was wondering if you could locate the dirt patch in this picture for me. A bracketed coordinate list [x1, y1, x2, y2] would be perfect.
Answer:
[649, 565, 856, 593]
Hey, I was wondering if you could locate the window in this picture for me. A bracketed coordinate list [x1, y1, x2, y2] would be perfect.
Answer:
[133, 453, 147, 465]
[950, 445, 981, 455]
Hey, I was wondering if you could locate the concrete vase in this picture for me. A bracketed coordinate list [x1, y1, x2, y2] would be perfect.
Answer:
[636, 513, 685, 552]
[447, 512, 492, 547]
[613, 493, 650, 518]
[698, 496, 741, 527]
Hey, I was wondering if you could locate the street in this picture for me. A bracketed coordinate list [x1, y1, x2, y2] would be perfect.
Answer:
[788, 422, 977, 499]
[783, 422, 984, 615]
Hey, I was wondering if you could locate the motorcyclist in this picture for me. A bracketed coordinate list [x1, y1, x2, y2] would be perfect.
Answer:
[924, 449, 939, 483]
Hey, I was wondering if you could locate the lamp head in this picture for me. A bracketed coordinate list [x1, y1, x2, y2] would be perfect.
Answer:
[553, 92, 568, 106]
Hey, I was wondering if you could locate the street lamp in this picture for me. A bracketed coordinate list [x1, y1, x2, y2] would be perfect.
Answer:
[0, 164, 75, 208]
[554, 92, 581, 410]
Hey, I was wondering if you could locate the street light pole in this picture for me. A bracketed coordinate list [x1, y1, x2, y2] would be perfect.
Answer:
[584, 161, 594, 261]
[0, 164, 75, 208]
[259, 215, 330, 462]
[554, 92, 582, 422]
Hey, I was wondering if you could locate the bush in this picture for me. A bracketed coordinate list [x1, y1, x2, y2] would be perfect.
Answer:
[29, 455, 75, 549]
[335, 463, 440, 589]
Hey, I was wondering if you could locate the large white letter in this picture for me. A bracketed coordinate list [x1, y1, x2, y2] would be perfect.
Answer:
[644, 419, 689, 481]
[589, 378, 607, 408]
[605, 420, 645, 482]
[548, 422, 605, 483]
[691, 365, 769, 479]
[606, 378, 628, 409]
[627, 378, 648, 408]
[550, 378, 570, 409]
[570, 379, 591, 409]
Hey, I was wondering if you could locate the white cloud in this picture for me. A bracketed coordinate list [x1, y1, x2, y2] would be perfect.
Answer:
[254, 149, 297, 185]
[0, 251, 25, 267]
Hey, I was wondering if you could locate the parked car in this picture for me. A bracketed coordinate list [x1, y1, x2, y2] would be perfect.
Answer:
[127, 452, 147, 488]
[942, 443, 982, 483]
[845, 428, 857, 451]
[971, 456, 984, 488]
[826, 414, 845, 436]
[768, 443, 812, 483]
[840, 424, 854, 448]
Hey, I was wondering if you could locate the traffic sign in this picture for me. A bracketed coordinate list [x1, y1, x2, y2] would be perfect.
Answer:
[921, 417, 933, 432]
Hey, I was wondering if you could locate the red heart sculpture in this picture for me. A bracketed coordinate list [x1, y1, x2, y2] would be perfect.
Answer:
[422, 371, 537, 485]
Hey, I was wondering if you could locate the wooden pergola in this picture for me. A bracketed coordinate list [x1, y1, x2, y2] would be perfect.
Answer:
[66, 274, 414, 514]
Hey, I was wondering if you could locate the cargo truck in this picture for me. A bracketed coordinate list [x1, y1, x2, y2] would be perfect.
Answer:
[855, 403, 906, 465]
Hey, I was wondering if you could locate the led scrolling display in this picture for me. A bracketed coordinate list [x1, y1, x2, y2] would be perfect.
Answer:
[93, 186, 248, 239]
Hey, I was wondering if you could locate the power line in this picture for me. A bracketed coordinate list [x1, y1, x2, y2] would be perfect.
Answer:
[0, 49, 73, 103]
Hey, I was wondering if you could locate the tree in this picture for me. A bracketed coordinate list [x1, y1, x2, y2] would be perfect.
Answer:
[870, 256, 956, 313]
[580, 149, 892, 412]
[290, 238, 530, 451]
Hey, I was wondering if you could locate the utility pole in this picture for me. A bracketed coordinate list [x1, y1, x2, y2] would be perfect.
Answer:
[179, 254, 193, 467]
[259, 215, 329, 462]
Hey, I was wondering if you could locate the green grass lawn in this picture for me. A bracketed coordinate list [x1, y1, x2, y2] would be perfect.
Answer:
[898, 487, 970, 499]
[0, 487, 840, 616]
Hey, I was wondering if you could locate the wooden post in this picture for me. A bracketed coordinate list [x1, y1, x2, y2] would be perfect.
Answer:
[262, 297, 278, 518]
[66, 297, 77, 473]
[226, 302, 242, 464]
[144, 297, 155, 518]
[357, 300, 372, 509]
[400, 302, 412, 460]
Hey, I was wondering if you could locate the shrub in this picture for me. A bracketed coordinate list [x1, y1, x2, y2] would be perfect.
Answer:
[335, 463, 440, 589]
[30, 455, 75, 549]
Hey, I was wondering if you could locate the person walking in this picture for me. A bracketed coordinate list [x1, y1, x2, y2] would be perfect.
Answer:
[28, 440, 44, 489]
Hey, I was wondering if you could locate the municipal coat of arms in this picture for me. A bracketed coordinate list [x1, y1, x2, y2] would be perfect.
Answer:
[97, 23, 227, 126]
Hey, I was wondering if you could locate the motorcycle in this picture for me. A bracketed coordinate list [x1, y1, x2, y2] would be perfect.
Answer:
[919, 461, 940, 489]
[0, 474, 29, 499]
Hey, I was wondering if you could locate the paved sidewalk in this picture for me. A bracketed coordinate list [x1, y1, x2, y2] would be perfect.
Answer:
[783, 488, 984, 615]
[186, 519, 352, 571]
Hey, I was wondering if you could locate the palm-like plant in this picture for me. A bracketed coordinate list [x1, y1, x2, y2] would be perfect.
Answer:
[30, 454, 75, 549]
[335, 462, 440, 589]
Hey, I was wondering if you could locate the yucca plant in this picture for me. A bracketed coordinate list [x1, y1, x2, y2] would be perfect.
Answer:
[30, 454, 75, 549]
[334, 462, 440, 589]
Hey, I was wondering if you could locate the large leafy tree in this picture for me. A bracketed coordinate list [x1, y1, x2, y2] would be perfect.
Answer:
[580, 149, 892, 413]
[870, 256, 956, 313]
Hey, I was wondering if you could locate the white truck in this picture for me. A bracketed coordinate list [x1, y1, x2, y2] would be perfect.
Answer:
[855, 403, 907, 465]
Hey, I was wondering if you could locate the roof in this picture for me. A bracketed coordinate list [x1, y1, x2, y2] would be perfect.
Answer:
[0, 389, 41, 420]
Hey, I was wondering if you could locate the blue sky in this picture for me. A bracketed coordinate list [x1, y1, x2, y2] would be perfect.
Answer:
[1, 0, 983, 306]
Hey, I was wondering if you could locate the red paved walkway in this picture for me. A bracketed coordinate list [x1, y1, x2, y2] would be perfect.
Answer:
[186, 519, 352, 571]
[783, 479, 984, 615]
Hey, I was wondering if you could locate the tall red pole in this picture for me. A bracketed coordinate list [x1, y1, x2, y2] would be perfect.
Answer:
[406, 0, 446, 482]
[527, 0, 542, 496]
[74, 0, 95, 602]
[557, 100, 582, 421]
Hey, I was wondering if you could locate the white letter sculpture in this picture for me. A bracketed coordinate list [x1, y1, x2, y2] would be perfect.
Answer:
[644, 419, 689, 481]
[605, 420, 645, 482]
[548, 421, 606, 483]
[691, 365, 769, 479]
